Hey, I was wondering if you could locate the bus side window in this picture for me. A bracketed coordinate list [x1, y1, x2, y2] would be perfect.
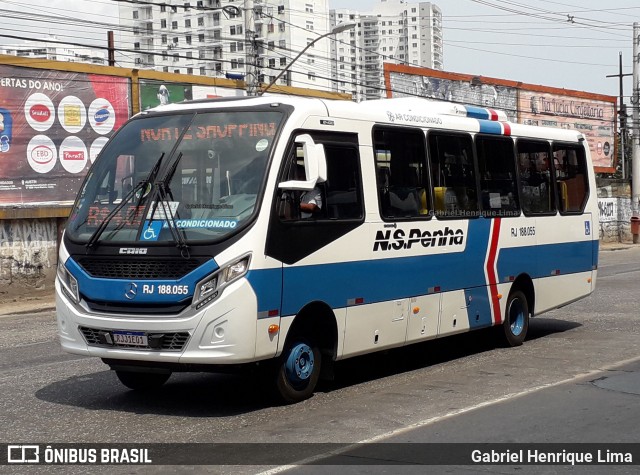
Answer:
[428, 132, 478, 218]
[552, 144, 588, 214]
[373, 126, 429, 219]
[516, 139, 555, 215]
[475, 135, 519, 217]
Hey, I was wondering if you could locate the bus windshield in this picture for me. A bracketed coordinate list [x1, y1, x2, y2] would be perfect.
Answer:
[67, 110, 283, 244]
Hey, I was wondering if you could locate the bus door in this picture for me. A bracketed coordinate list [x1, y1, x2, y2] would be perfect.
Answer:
[265, 132, 366, 343]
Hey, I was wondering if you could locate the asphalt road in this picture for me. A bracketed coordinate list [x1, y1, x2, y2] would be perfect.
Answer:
[1, 245, 639, 474]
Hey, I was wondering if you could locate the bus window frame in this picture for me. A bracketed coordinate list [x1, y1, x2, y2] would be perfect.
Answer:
[372, 124, 432, 223]
[515, 138, 559, 217]
[474, 133, 522, 219]
[551, 140, 590, 216]
[426, 129, 481, 221]
[274, 129, 365, 226]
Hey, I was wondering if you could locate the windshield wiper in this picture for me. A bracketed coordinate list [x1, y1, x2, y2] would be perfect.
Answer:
[147, 152, 190, 255]
[86, 152, 165, 249]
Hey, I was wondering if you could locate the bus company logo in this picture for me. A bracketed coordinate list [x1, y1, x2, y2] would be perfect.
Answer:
[63, 150, 85, 161]
[29, 104, 51, 122]
[94, 107, 110, 124]
[31, 145, 54, 164]
[373, 227, 465, 252]
[119, 248, 148, 255]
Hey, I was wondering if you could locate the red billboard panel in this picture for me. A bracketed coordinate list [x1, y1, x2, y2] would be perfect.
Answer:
[0, 65, 130, 207]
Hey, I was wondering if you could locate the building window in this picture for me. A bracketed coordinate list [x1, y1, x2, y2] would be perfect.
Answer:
[185, 19, 191, 28]
[134, 42, 140, 50]
[186, 35, 192, 44]
[186, 51, 192, 58]
[187, 67, 193, 74]
[280, 57, 286, 66]
[268, 41, 274, 50]
[278, 5, 284, 14]
[279, 22, 285, 32]
[231, 59, 238, 69]
[172, 21, 178, 29]
[268, 58, 275, 68]
[198, 16, 204, 26]
[133, 10, 139, 19]
[306, 21, 313, 31]
[200, 66, 206, 74]
[173, 54, 179, 62]
[305, 4, 313, 13]
[199, 33, 205, 42]
[163, 66, 169, 72]
[161, 19, 167, 28]
[307, 72, 316, 80]
[161, 35, 167, 44]
[160, 5, 166, 12]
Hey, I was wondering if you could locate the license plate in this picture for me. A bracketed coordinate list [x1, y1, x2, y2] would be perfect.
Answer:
[112, 331, 148, 347]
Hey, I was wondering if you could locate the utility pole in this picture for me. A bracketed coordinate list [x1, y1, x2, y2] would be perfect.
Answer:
[606, 52, 631, 179]
[633, 22, 640, 243]
[107, 31, 115, 67]
[244, 0, 259, 96]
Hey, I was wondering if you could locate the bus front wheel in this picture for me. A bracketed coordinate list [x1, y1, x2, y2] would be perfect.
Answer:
[500, 290, 529, 347]
[274, 339, 321, 404]
[115, 370, 171, 390]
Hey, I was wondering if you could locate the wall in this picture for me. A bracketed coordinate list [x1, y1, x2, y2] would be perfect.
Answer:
[597, 179, 632, 243]
[0, 218, 60, 300]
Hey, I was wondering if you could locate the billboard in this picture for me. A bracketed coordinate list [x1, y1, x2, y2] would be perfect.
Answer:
[0, 65, 130, 207]
[387, 70, 518, 121]
[384, 63, 617, 172]
[518, 91, 615, 170]
[139, 80, 245, 110]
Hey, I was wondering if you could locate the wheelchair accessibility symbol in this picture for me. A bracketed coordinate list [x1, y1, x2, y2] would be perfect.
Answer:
[141, 221, 162, 241]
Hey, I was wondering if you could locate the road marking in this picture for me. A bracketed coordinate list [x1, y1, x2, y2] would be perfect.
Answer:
[256, 355, 640, 474]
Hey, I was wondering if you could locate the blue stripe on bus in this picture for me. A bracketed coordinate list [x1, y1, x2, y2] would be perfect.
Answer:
[249, 237, 593, 320]
[67, 258, 218, 304]
[478, 119, 503, 135]
[464, 105, 490, 120]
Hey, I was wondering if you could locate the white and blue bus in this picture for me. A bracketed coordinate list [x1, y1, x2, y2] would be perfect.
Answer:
[56, 96, 598, 402]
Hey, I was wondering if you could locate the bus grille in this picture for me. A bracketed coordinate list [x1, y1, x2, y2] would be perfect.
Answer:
[79, 326, 190, 352]
[75, 257, 202, 279]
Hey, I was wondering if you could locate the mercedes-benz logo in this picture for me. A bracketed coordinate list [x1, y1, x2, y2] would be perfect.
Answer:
[125, 283, 138, 300]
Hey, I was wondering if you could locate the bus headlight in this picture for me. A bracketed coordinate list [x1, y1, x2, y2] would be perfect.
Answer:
[57, 262, 79, 304]
[193, 253, 251, 310]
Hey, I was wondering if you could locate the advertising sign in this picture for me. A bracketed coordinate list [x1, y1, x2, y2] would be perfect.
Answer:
[139, 80, 244, 111]
[384, 63, 617, 172]
[388, 70, 518, 121]
[0, 65, 130, 206]
[518, 91, 616, 170]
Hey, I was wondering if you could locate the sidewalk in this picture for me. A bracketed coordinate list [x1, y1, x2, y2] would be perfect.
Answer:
[0, 242, 636, 317]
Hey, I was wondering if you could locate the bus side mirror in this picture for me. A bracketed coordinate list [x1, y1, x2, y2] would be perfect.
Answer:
[278, 134, 327, 191]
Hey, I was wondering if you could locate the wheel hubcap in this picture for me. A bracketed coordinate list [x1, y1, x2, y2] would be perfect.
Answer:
[285, 342, 314, 385]
[509, 299, 525, 336]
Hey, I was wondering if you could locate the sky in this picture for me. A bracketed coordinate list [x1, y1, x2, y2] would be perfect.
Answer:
[1, 0, 638, 101]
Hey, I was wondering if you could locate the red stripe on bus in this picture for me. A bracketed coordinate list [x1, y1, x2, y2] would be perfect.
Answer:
[503, 122, 511, 136]
[488, 109, 499, 121]
[487, 218, 502, 324]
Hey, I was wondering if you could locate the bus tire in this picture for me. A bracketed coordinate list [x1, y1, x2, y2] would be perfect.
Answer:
[501, 290, 529, 347]
[274, 338, 321, 404]
[115, 370, 171, 390]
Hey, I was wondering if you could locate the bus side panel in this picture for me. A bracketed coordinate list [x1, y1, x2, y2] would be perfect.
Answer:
[530, 213, 594, 314]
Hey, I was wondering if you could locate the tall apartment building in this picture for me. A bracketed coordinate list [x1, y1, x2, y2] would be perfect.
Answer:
[0, 37, 105, 65]
[118, 0, 332, 92]
[330, 1, 443, 101]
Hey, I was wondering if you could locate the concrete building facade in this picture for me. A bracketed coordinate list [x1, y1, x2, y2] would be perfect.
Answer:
[118, 0, 333, 92]
[330, 1, 443, 101]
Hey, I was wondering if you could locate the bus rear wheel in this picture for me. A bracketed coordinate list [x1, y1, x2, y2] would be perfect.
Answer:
[115, 370, 171, 390]
[500, 290, 529, 347]
[274, 339, 321, 404]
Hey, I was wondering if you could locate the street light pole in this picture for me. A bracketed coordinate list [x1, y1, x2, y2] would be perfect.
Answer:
[258, 21, 356, 96]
